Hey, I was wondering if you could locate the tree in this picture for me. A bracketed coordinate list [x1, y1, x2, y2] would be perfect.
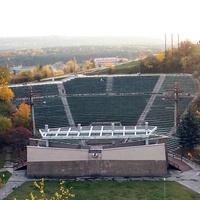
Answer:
[0, 131, 7, 149]
[12, 101, 31, 128]
[14, 179, 75, 200]
[81, 59, 96, 71]
[0, 116, 12, 132]
[180, 56, 191, 74]
[0, 66, 11, 85]
[6, 127, 32, 149]
[63, 58, 79, 74]
[179, 40, 196, 57]
[177, 108, 200, 150]
[40, 65, 54, 78]
[0, 86, 14, 103]
[156, 52, 165, 62]
[18, 70, 34, 82]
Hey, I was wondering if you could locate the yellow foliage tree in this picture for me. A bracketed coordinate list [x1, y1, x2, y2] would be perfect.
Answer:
[40, 65, 54, 78]
[0, 86, 14, 103]
[14, 179, 75, 200]
[81, 59, 96, 71]
[0, 66, 11, 85]
[156, 52, 165, 62]
[63, 59, 79, 74]
[13, 101, 31, 128]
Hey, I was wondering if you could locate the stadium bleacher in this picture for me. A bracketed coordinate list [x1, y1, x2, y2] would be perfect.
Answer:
[10, 74, 197, 138]
[63, 77, 107, 94]
[34, 96, 69, 129]
[67, 94, 151, 125]
[112, 75, 159, 93]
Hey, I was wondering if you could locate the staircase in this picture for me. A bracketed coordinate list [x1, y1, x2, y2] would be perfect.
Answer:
[168, 154, 192, 171]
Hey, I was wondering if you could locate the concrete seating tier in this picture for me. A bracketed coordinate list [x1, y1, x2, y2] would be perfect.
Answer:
[112, 75, 159, 93]
[63, 77, 107, 94]
[34, 96, 69, 129]
[67, 95, 151, 125]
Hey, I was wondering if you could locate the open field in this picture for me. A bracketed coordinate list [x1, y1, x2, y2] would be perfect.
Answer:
[5, 180, 200, 200]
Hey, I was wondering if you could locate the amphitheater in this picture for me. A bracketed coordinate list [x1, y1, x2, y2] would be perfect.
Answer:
[10, 74, 199, 178]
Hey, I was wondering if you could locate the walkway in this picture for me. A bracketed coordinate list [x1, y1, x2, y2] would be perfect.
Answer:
[57, 83, 75, 126]
[137, 75, 166, 125]
[106, 76, 113, 92]
[167, 160, 200, 195]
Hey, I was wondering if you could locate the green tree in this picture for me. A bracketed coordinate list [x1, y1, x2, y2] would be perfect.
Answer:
[0, 116, 12, 132]
[18, 70, 34, 82]
[177, 108, 200, 150]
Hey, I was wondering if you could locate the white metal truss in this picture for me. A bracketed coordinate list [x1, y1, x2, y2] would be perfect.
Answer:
[39, 123, 158, 140]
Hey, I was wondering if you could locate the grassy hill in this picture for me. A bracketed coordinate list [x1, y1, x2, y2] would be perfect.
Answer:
[88, 60, 139, 75]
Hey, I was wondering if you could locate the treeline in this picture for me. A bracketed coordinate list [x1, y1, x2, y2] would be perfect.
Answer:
[0, 66, 32, 150]
[137, 40, 200, 76]
[0, 45, 160, 67]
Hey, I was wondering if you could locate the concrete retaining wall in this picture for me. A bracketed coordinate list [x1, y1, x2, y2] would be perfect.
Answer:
[27, 143, 167, 178]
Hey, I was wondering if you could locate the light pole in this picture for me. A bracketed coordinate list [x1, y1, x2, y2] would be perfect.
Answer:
[164, 178, 166, 200]
[2, 173, 6, 197]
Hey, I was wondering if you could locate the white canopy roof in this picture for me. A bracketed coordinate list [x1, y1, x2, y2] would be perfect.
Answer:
[39, 123, 158, 140]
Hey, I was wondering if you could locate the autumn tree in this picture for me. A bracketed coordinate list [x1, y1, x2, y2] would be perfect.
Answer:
[0, 86, 14, 103]
[12, 101, 31, 128]
[62, 58, 79, 74]
[179, 40, 196, 57]
[6, 127, 32, 149]
[40, 65, 54, 78]
[0, 66, 11, 85]
[108, 64, 115, 74]
[156, 52, 165, 62]
[82, 59, 96, 71]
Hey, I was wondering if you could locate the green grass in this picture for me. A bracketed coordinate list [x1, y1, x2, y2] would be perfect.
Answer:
[5, 180, 200, 200]
[88, 61, 139, 75]
[0, 171, 12, 188]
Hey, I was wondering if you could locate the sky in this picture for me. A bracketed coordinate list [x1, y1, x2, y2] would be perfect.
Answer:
[0, 0, 199, 42]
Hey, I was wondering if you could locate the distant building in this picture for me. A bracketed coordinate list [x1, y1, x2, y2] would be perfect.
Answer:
[94, 57, 119, 66]
[13, 65, 22, 75]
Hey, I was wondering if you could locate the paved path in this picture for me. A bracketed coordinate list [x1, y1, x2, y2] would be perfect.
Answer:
[167, 160, 200, 195]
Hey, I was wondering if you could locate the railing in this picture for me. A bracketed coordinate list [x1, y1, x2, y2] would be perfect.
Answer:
[168, 152, 200, 170]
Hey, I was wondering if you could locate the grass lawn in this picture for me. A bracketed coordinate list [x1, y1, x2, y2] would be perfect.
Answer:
[0, 171, 12, 188]
[5, 180, 200, 200]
